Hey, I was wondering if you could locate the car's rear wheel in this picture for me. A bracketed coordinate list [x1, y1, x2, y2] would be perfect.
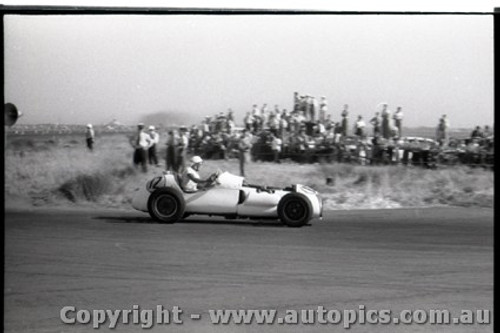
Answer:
[147, 188, 185, 223]
[278, 193, 312, 227]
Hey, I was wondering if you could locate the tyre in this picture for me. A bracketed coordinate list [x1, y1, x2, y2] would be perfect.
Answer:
[277, 193, 312, 227]
[147, 188, 185, 223]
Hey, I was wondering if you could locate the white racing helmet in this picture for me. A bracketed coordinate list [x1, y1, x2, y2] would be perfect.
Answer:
[191, 156, 203, 165]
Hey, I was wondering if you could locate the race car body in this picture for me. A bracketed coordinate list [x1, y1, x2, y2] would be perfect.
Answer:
[132, 171, 323, 227]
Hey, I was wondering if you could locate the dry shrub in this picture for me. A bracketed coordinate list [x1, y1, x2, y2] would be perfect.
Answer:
[110, 166, 136, 179]
[59, 173, 113, 202]
[9, 138, 35, 150]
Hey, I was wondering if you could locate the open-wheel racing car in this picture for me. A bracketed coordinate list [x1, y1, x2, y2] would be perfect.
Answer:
[132, 171, 323, 227]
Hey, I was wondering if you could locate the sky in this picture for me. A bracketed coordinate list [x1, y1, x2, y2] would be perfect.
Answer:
[4, 11, 494, 128]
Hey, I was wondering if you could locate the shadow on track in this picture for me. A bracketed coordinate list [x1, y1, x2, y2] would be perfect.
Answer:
[92, 216, 297, 228]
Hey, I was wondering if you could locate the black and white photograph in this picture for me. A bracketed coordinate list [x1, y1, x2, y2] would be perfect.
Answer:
[3, 2, 494, 332]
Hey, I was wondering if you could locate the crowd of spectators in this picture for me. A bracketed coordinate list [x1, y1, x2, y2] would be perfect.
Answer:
[125, 92, 493, 172]
[160, 92, 493, 170]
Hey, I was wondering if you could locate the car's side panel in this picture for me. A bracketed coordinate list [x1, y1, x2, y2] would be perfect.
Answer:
[236, 188, 287, 217]
[184, 188, 240, 214]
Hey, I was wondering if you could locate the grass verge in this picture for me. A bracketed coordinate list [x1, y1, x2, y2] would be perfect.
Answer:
[4, 134, 494, 210]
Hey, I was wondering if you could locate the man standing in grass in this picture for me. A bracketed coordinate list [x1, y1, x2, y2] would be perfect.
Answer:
[130, 123, 151, 173]
[370, 112, 381, 137]
[271, 133, 282, 164]
[238, 129, 253, 177]
[436, 114, 450, 147]
[319, 96, 328, 122]
[147, 125, 160, 166]
[341, 104, 349, 137]
[244, 111, 254, 131]
[177, 127, 189, 172]
[393, 106, 404, 137]
[166, 130, 178, 172]
[85, 124, 95, 151]
[354, 115, 366, 138]
[381, 104, 391, 139]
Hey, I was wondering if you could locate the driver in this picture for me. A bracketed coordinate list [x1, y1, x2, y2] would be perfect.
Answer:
[181, 156, 218, 192]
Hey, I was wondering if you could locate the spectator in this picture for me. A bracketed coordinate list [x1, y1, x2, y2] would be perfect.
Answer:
[274, 104, 280, 115]
[227, 108, 234, 122]
[269, 113, 280, 137]
[341, 104, 349, 137]
[354, 115, 366, 138]
[215, 112, 227, 132]
[227, 118, 235, 135]
[370, 112, 381, 136]
[325, 114, 334, 131]
[317, 121, 326, 136]
[293, 92, 301, 112]
[130, 123, 151, 173]
[471, 126, 484, 139]
[271, 133, 282, 163]
[304, 121, 315, 137]
[275, 110, 281, 123]
[202, 117, 211, 136]
[288, 111, 301, 135]
[296, 110, 306, 124]
[281, 108, 290, 122]
[85, 124, 95, 151]
[483, 125, 492, 138]
[166, 130, 178, 172]
[244, 112, 254, 131]
[148, 125, 160, 166]
[177, 127, 189, 172]
[319, 96, 328, 122]
[189, 124, 202, 154]
[334, 122, 342, 143]
[252, 105, 262, 133]
[370, 136, 380, 165]
[393, 106, 404, 137]
[325, 126, 335, 141]
[213, 132, 227, 160]
[310, 96, 319, 122]
[238, 129, 253, 177]
[296, 129, 308, 155]
[279, 110, 289, 138]
[252, 104, 260, 118]
[200, 134, 212, 156]
[288, 111, 298, 134]
[304, 95, 313, 121]
[298, 94, 308, 113]
[261, 104, 269, 129]
[358, 143, 368, 165]
[436, 114, 450, 146]
[381, 104, 391, 139]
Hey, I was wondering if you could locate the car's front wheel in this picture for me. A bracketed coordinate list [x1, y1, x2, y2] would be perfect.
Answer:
[278, 193, 312, 227]
[147, 188, 185, 223]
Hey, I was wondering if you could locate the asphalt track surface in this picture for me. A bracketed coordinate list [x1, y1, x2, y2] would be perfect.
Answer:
[4, 206, 493, 333]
